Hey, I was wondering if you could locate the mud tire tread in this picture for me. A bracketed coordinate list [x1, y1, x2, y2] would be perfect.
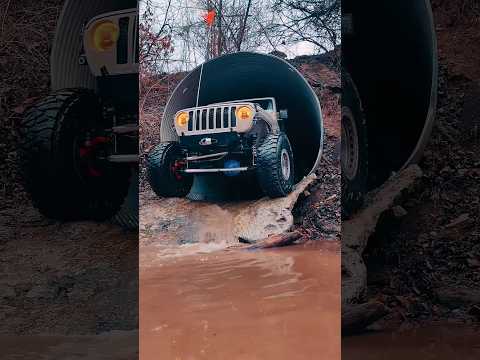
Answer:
[256, 133, 295, 198]
[18, 88, 131, 221]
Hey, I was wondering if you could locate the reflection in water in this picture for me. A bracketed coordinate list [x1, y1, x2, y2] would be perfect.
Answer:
[342, 325, 480, 360]
[140, 242, 340, 360]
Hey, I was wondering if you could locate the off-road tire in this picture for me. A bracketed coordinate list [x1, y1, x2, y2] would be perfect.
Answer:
[147, 142, 193, 197]
[342, 71, 368, 219]
[256, 133, 295, 198]
[18, 88, 131, 221]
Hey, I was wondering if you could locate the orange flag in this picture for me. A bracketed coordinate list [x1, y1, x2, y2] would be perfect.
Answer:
[203, 10, 216, 26]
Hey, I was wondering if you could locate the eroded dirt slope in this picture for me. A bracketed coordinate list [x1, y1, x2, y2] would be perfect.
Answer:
[362, 2, 480, 328]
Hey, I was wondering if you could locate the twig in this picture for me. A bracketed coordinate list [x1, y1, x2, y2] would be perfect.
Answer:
[245, 231, 303, 249]
[1, 0, 12, 36]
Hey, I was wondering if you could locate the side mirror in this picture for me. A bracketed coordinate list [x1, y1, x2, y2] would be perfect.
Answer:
[279, 109, 288, 120]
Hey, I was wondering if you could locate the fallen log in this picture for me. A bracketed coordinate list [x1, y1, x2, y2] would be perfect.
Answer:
[342, 302, 390, 336]
[245, 231, 303, 249]
[342, 165, 423, 333]
[343, 165, 423, 251]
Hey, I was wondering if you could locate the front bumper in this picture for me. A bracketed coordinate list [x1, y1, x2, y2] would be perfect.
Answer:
[179, 132, 242, 153]
[179, 132, 254, 174]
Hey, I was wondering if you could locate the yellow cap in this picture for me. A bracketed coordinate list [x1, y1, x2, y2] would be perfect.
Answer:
[176, 112, 189, 127]
[92, 21, 119, 52]
[236, 106, 254, 121]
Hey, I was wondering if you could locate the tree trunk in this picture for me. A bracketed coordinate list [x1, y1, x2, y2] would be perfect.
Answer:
[237, 0, 252, 51]
[217, 0, 223, 55]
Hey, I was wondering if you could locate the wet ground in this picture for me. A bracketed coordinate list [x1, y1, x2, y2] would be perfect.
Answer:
[139, 174, 319, 249]
[0, 204, 138, 335]
[1, 331, 138, 360]
[343, 324, 480, 360]
[140, 241, 340, 360]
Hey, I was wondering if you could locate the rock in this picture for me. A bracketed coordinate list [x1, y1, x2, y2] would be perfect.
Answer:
[392, 205, 408, 218]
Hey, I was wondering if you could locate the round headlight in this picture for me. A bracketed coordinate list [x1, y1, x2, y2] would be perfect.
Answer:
[91, 21, 119, 52]
[236, 106, 254, 121]
[176, 112, 189, 127]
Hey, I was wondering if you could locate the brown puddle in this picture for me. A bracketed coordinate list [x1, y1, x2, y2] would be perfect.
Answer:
[342, 325, 480, 360]
[140, 242, 340, 360]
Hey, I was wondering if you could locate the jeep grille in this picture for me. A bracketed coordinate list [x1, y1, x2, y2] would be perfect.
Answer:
[186, 105, 238, 134]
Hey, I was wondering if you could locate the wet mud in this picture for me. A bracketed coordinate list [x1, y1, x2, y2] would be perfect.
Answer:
[1, 331, 138, 360]
[139, 175, 317, 251]
[342, 324, 480, 360]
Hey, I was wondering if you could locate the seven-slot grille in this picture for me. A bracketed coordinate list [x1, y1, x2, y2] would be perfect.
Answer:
[186, 105, 238, 133]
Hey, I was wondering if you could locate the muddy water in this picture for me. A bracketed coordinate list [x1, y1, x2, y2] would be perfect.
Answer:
[140, 242, 340, 360]
[342, 325, 480, 360]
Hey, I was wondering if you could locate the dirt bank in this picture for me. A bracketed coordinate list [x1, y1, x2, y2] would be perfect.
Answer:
[359, 1, 480, 329]
[0, 0, 63, 204]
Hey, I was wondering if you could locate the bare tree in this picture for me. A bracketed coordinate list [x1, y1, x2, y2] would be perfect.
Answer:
[237, 0, 252, 51]
[194, 0, 268, 58]
[140, 0, 341, 73]
[139, 0, 177, 74]
[270, 0, 341, 53]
